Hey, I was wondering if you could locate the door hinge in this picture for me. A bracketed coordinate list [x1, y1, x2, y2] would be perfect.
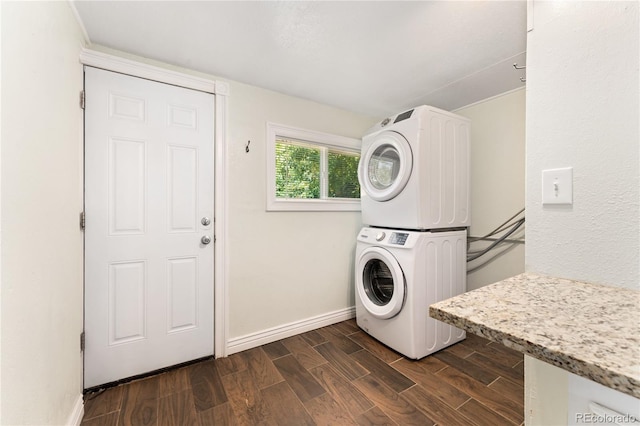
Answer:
[80, 331, 85, 352]
[80, 90, 85, 109]
[80, 212, 85, 231]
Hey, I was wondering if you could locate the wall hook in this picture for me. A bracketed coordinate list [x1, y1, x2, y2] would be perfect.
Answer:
[514, 63, 526, 83]
[245, 140, 251, 153]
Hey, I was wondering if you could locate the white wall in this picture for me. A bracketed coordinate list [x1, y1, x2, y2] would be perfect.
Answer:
[226, 82, 374, 341]
[456, 88, 526, 291]
[526, 1, 639, 289]
[1, 1, 86, 424]
[524, 2, 639, 424]
[0, 2, 3, 418]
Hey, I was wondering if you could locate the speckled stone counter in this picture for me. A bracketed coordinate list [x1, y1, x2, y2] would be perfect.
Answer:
[429, 272, 640, 398]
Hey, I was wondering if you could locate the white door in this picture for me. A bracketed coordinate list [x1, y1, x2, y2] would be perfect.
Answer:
[84, 67, 215, 388]
[358, 131, 413, 201]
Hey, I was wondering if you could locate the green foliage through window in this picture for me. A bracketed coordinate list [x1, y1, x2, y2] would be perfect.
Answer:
[275, 142, 321, 199]
[275, 138, 360, 200]
[328, 150, 360, 198]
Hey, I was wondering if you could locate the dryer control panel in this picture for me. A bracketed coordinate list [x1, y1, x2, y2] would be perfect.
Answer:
[393, 109, 414, 123]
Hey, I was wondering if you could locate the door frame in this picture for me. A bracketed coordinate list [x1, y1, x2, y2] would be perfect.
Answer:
[80, 48, 230, 357]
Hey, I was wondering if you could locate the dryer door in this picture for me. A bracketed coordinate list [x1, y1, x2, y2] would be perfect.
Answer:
[359, 131, 413, 201]
[356, 247, 406, 319]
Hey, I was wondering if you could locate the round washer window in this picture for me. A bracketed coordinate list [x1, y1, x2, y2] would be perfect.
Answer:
[362, 258, 394, 305]
[356, 247, 405, 319]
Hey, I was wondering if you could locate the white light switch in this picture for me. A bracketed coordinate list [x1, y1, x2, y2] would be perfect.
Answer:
[542, 167, 573, 205]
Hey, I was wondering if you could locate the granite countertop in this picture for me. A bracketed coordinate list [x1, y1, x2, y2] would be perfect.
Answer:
[429, 272, 640, 398]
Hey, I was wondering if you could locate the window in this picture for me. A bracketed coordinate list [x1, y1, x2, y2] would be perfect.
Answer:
[266, 122, 361, 211]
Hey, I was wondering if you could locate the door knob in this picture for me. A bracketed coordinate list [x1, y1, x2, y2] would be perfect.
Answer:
[201, 235, 212, 245]
[201, 217, 211, 226]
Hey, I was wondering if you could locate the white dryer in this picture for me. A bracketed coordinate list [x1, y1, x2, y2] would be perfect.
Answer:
[359, 105, 470, 230]
[355, 227, 467, 359]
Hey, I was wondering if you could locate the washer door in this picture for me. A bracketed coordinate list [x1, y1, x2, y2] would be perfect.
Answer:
[356, 247, 406, 319]
[359, 131, 413, 201]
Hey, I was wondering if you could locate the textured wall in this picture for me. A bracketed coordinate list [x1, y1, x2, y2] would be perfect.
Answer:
[524, 2, 640, 424]
[526, 1, 639, 289]
[1, 1, 85, 423]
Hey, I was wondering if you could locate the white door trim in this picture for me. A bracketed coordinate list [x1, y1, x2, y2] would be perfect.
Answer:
[79, 48, 228, 95]
[80, 48, 229, 357]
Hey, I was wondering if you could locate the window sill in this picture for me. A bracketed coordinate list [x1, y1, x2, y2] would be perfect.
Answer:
[266, 199, 361, 212]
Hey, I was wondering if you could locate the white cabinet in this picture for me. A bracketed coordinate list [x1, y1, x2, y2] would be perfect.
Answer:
[568, 374, 640, 426]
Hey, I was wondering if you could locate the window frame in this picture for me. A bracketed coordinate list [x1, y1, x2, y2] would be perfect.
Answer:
[266, 122, 361, 211]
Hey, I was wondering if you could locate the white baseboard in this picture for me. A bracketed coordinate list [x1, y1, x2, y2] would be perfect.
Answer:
[226, 306, 356, 355]
[66, 394, 84, 426]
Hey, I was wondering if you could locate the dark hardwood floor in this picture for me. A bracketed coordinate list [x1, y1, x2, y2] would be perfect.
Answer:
[81, 319, 524, 425]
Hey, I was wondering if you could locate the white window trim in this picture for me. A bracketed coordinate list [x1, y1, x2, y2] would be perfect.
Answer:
[266, 122, 361, 211]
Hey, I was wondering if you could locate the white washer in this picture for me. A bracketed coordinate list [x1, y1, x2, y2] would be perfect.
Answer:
[355, 227, 466, 359]
[359, 105, 470, 230]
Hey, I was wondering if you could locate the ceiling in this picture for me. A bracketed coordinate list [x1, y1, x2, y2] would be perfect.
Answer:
[73, 1, 527, 119]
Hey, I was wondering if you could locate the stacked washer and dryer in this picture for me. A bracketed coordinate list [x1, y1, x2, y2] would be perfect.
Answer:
[355, 105, 470, 359]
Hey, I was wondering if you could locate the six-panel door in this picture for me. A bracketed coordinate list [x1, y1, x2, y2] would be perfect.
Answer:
[84, 67, 215, 388]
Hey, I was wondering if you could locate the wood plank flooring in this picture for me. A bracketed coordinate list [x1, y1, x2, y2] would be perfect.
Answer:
[81, 319, 524, 426]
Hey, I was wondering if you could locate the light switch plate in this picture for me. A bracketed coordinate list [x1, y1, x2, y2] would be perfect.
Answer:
[542, 167, 573, 205]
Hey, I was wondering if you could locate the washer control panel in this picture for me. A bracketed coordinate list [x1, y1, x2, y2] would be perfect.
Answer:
[357, 227, 415, 248]
[389, 232, 409, 245]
